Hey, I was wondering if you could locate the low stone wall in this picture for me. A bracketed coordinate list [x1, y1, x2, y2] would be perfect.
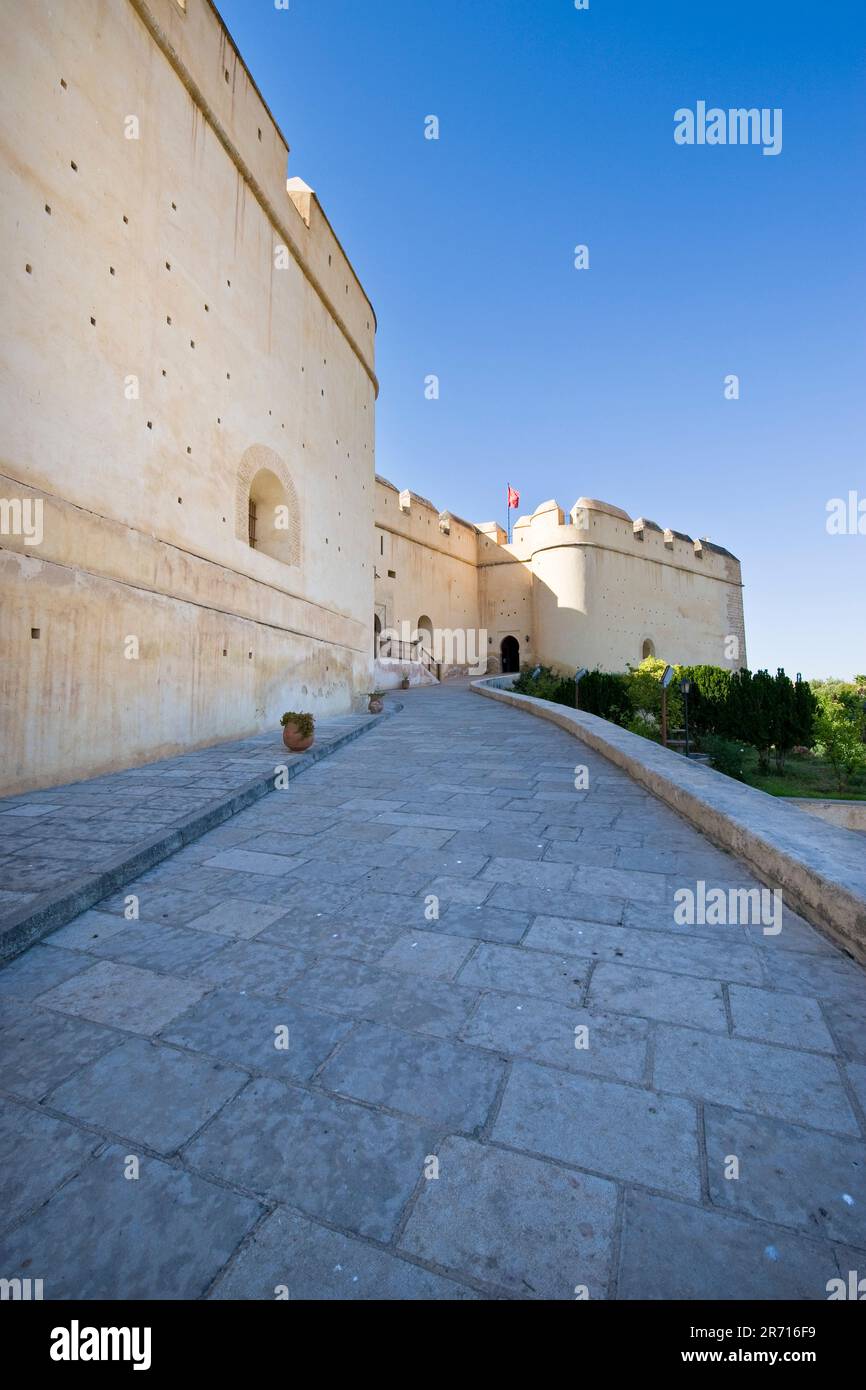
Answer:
[790, 799, 866, 833]
[372, 658, 438, 690]
[472, 678, 866, 964]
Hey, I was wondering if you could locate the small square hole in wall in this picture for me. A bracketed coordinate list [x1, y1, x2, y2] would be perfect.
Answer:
[60, 78, 67, 89]
[45, 204, 51, 215]
[90, 316, 96, 326]
[25, 263, 32, 274]
[70, 160, 78, 171]
[257, 128, 262, 141]
[123, 214, 128, 224]
[109, 266, 115, 276]
[222, 648, 227, 657]
[171, 201, 177, 211]
[31, 628, 40, 640]
[224, 69, 230, 83]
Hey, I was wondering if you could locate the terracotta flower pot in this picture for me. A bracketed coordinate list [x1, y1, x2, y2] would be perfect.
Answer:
[368, 696, 384, 714]
[401, 677, 410, 690]
[282, 723, 314, 753]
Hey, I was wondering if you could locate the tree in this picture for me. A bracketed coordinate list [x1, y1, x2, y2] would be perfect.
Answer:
[626, 657, 683, 728]
[815, 703, 866, 792]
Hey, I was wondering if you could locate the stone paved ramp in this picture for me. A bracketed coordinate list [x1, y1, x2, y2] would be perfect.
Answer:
[0, 710, 377, 956]
[1, 683, 865, 1300]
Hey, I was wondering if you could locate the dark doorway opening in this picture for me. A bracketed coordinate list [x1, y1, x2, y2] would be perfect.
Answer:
[500, 635, 520, 673]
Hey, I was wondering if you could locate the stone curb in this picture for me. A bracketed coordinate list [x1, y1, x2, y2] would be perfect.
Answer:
[472, 677, 866, 964]
[0, 706, 399, 965]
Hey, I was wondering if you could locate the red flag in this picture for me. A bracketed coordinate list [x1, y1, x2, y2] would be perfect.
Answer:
[507, 486, 520, 510]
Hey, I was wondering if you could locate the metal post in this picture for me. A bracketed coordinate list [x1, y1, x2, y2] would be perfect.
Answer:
[661, 687, 668, 747]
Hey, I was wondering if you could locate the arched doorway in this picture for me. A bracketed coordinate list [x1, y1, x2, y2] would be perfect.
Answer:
[373, 614, 382, 657]
[500, 635, 520, 673]
[642, 638, 655, 660]
[416, 614, 434, 657]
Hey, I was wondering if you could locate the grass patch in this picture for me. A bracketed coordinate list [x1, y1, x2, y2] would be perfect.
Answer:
[738, 747, 866, 800]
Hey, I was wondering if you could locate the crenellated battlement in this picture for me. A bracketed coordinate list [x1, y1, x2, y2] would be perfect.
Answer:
[503, 495, 742, 584]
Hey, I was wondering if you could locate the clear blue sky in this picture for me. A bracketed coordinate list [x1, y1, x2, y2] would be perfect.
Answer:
[216, 0, 865, 680]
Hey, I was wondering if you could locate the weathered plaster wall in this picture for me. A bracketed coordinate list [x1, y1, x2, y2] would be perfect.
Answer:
[0, 0, 376, 793]
[374, 478, 483, 674]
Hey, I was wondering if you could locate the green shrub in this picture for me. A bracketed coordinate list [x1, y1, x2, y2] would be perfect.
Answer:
[513, 666, 575, 705]
[623, 711, 662, 742]
[578, 670, 630, 723]
[813, 678, 866, 741]
[626, 657, 683, 728]
[726, 668, 816, 773]
[512, 661, 822, 783]
[701, 734, 748, 780]
[814, 690, 866, 791]
[677, 665, 733, 735]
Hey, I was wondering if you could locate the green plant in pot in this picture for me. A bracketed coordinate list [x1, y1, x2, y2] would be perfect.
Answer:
[367, 690, 386, 714]
[280, 711, 315, 753]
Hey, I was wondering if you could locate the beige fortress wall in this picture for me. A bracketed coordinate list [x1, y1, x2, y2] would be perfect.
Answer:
[374, 478, 483, 675]
[376, 488, 745, 680]
[476, 523, 534, 672]
[517, 498, 746, 674]
[0, 0, 377, 793]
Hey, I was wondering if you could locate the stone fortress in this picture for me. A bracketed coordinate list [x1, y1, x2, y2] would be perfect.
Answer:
[0, 0, 745, 795]
[375, 478, 746, 684]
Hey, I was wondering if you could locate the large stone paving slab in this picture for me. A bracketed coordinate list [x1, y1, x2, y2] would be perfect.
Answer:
[161, 988, 353, 1082]
[36, 959, 208, 1035]
[653, 1024, 859, 1135]
[1, 682, 865, 1300]
[319, 1021, 505, 1130]
[493, 1060, 702, 1199]
[184, 1077, 435, 1242]
[618, 1189, 839, 1300]
[0, 997, 120, 1100]
[0, 943, 94, 1000]
[460, 991, 649, 1082]
[703, 1106, 866, 1248]
[400, 1135, 617, 1299]
[0, 1146, 262, 1300]
[209, 1207, 477, 1300]
[0, 1097, 102, 1231]
[45, 1037, 248, 1154]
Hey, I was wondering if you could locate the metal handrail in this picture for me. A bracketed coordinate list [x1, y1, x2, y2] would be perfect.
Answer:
[378, 636, 437, 675]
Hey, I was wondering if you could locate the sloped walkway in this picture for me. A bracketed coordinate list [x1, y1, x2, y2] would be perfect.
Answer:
[1, 682, 865, 1299]
[0, 710, 379, 959]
